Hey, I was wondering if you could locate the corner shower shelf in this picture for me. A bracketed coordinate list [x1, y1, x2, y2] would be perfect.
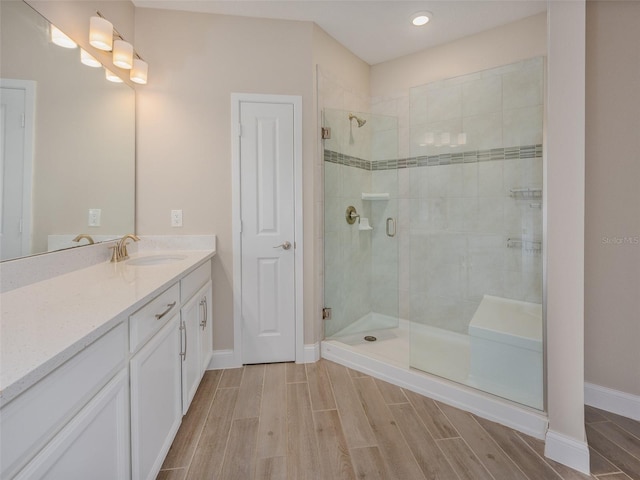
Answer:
[361, 192, 390, 200]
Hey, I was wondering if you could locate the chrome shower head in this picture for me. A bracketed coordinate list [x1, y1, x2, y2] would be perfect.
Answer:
[348, 113, 367, 128]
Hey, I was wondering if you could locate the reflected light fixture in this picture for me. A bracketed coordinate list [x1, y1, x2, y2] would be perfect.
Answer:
[80, 49, 101, 67]
[411, 11, 432, 26]
[51, 25, 77, 48]
[130, 58, 148, 84]
[113, 39, 134, 69]
[89, 15, 113, 51]
[105, 69, 123, 83]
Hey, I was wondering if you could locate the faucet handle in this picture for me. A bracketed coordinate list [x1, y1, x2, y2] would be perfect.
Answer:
[109, 245, 120, 263]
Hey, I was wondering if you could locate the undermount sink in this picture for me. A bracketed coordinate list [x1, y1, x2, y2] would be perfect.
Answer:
[127, 254, 188, 266]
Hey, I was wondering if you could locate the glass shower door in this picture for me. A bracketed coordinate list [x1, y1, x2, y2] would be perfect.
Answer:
[323, 108, 402, 363]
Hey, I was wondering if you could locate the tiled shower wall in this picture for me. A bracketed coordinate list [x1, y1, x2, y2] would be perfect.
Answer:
[375, 57, 544, 333]
[322, 57, 544, 336]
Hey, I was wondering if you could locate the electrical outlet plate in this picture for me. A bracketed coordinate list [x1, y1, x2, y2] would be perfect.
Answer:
[171, 209, 183, 227]
[88, 209, 101, 227]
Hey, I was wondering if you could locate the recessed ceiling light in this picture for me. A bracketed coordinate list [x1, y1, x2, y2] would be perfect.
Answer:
[411, 11, 432, 27]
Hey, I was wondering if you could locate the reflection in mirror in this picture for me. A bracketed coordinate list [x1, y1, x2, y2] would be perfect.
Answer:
[0, 0, 135, 262]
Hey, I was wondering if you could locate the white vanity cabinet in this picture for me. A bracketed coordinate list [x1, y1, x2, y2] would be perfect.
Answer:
[130, 261, 213, 480]
[1, 254, 215, 480]
[1, 322, 129, 480]
[130, 313, 182, 480]
[180, 263, 213, 414]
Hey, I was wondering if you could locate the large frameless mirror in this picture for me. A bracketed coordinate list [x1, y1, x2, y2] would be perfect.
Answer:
[0, 0, 135, 262]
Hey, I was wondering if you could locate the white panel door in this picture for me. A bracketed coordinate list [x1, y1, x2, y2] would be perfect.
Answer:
[0, 85, 28, 260]
[240, 101, 296, 364]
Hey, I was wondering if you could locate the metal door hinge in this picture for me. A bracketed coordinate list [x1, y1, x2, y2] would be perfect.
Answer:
[322, 307, 332, 320]
[238, 123, 243, 137]
[321, 127, 331, 139]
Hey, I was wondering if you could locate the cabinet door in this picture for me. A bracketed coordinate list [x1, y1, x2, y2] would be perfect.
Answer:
[198, 280, 213, 375]
[15, 369, 130, 480]
[180, 290, 203, 415]
[130, 313, 182, 480]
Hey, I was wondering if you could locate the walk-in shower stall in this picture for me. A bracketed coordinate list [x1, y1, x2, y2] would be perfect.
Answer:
[322, 58, 545, 411]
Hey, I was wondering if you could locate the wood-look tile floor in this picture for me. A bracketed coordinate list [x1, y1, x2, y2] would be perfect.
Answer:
[157, 359, 640, 480]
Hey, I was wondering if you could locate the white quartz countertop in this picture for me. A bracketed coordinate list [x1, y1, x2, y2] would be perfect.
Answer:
[0, 249, 215, 406]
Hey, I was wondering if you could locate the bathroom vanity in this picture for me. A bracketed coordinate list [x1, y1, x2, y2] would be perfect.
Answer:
[0, 247, 215, 480]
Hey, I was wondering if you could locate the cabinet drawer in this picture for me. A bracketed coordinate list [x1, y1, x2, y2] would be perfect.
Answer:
[181, 262, 211, 304]
[129, 283, 180, 353]
[0, 322, 127, 479]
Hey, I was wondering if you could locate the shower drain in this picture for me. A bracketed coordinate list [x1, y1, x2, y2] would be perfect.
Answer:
[364, 335, 377, 342]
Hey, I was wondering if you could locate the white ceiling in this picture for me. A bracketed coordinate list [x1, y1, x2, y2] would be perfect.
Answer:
[132, 0, 547, 65]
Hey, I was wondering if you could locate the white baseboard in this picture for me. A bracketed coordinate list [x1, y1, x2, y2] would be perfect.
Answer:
[585, 382, 640, 421]
[302, 342, 320, 363]
[544, 430, 591, 475]
[208, 349, 242, 370]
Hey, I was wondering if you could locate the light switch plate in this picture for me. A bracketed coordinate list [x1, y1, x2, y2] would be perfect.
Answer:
[88, 209, 101, 227]
[171, 209, 183, 227]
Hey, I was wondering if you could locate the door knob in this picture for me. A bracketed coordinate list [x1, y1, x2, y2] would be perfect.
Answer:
[273, 241, 292, 250]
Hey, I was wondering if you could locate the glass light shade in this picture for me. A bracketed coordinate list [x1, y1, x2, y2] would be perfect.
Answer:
[440, 132, 450, 145]
[112, 40, 133, 69]
[89, 16, 113, 51]
[458, 133, 467, 145]
[105, 69, 123, 83]
[130, 58, 148, 85]
[80, 49, 101, 67]
[51, 25, 77, 49]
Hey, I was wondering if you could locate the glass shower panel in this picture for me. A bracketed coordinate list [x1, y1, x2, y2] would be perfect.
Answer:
[323, 108, 401, 362]
[407, 58, 545, 410]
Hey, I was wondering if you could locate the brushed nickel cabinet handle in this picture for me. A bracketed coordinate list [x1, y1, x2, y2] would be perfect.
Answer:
[155, 301, 177, 320]
[199, 298, 208, 330]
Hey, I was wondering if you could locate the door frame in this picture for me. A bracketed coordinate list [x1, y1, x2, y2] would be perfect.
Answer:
[1, 78, 35, 257]
[231, 93, 304, 365]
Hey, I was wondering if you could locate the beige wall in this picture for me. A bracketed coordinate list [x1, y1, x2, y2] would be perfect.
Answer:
[585, 1, 640, 397]
[134, 9, 316, 349]
[544, 2, 588, 469]
[371, 13, 547, 98]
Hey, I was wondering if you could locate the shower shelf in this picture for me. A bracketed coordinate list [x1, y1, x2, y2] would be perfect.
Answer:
[361, 192, 390, 200]
[509, 187, 542, 199]
[507, 237, 542, 252]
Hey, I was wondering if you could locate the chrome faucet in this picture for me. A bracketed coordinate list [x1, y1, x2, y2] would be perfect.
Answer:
[110, 233, 140, 262]
[72, 234, 95, 245]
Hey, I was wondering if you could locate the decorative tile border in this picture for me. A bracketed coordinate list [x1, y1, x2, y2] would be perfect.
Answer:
[324, 144, 543, 171]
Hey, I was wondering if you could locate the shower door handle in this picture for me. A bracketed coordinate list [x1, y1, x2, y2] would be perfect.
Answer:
[386, 218, 396, 237]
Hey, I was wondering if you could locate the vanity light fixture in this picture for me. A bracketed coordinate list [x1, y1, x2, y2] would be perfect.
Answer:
[80, 49, 101, 67]
[89, 11, 149, 84]
[51, 25, 77, 49]
[411, 11, 432, 26]
[105, 68, 123, 83]
[113, 39, 134, 69]
[89, 15, 113, 51]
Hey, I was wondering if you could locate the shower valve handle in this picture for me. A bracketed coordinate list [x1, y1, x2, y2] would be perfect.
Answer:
[273, 241, 292, 250]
